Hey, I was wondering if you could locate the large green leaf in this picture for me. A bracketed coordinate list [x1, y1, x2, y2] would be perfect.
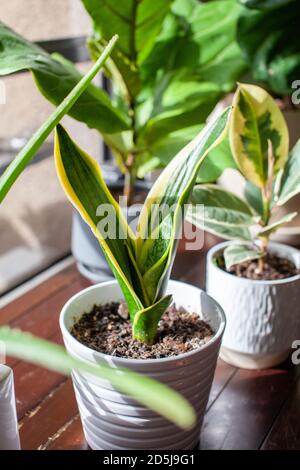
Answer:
[275, 140, 300, 206]
[137, 0, 245, 146]
[187, 184, 255, 241]
[0, 327, 195, 429]
[138, 77, 221, 143]
[136, 108, 231, 301]
[0, 35, 119, 203]
[229, 83, 289, 188]
[0, 22, 129, 133]
[83, 0, 172, 97]
[237, 0, 300, 95]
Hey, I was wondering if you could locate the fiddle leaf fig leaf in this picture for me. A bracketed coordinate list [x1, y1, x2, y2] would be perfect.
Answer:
[0, 22, 129, 133]
[0, 327, 195, 430]
[83, 0, 172, 97]
[229, 83, 289, 187]
[224, 244, 263, 270]
[258, 212, 297, 238]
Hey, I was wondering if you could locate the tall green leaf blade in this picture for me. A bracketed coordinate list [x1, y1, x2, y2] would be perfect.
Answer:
[54, 125, 146, 316]
[136, 107, 231, 303]
[0, 327, 195, 429]
[229, 83, 289, 187]
[0, 34, 119, 202]
[0, 22, 129, 133]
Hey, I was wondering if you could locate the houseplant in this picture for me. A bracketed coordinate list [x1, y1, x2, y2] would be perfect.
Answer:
[189, 83, 300, 369]
[1, 32, 230, 447]
[220, 0, 300, 245]
[0, 36, 197, 449]
[0, 0, 246, 280]
[53, 104, 229, 449]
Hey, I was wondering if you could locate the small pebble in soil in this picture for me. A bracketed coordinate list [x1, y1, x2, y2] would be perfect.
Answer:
[71, 302, 214, 359]
[223, 252, 299, 280]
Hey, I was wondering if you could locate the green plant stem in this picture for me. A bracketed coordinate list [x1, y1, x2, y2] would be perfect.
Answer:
[0, 34, 119, 203]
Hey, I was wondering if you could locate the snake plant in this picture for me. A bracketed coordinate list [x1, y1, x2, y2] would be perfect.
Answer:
[0, 37, 196, 430]
[54, 107, 230, 344]
[189, 83, 300, 271]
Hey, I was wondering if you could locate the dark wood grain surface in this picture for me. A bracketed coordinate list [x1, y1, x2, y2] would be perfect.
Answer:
[2, 234, 300, 450]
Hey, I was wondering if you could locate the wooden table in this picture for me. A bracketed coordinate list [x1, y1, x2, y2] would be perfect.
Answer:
[2, 237, 300, 450]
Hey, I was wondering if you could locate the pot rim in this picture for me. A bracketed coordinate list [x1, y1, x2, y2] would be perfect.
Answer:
[60, 279, 226, 365]
[207, 240, 300, 286]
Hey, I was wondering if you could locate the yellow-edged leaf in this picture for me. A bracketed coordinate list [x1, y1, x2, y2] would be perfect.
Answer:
[229, 83, 289, 187]
[54, 125, 145, 316]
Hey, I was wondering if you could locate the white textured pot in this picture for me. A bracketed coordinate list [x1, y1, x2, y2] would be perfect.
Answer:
[0, 365, 21, 450]
[60, 280, 225, 450]
[206, 241, 300, 370]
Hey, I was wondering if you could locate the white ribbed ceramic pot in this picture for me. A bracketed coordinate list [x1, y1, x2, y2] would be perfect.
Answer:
[206, 241, 300, 370]
[0, 365, 21, 450]
[60, 280, 225, 450]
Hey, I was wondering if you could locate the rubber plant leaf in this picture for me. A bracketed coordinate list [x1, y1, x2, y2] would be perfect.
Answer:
[0, 22, 129, 133]
[0, 327, 195, 430]
[224, 243, 263, 270]
[136, 107, 231, 309]
[186, 184, 256, 241]
[257, 212, 297, 238]
[0, 34, 120, 203]
[229, 83, 289, 188]
[275, 139, 300, 206]
[54, 125, 147, 316]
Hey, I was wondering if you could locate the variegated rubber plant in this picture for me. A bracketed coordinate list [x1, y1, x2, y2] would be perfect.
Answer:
[188, 83, 300, 271]
[0, 37, 197, 430]
[54, 108, 231, 344]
